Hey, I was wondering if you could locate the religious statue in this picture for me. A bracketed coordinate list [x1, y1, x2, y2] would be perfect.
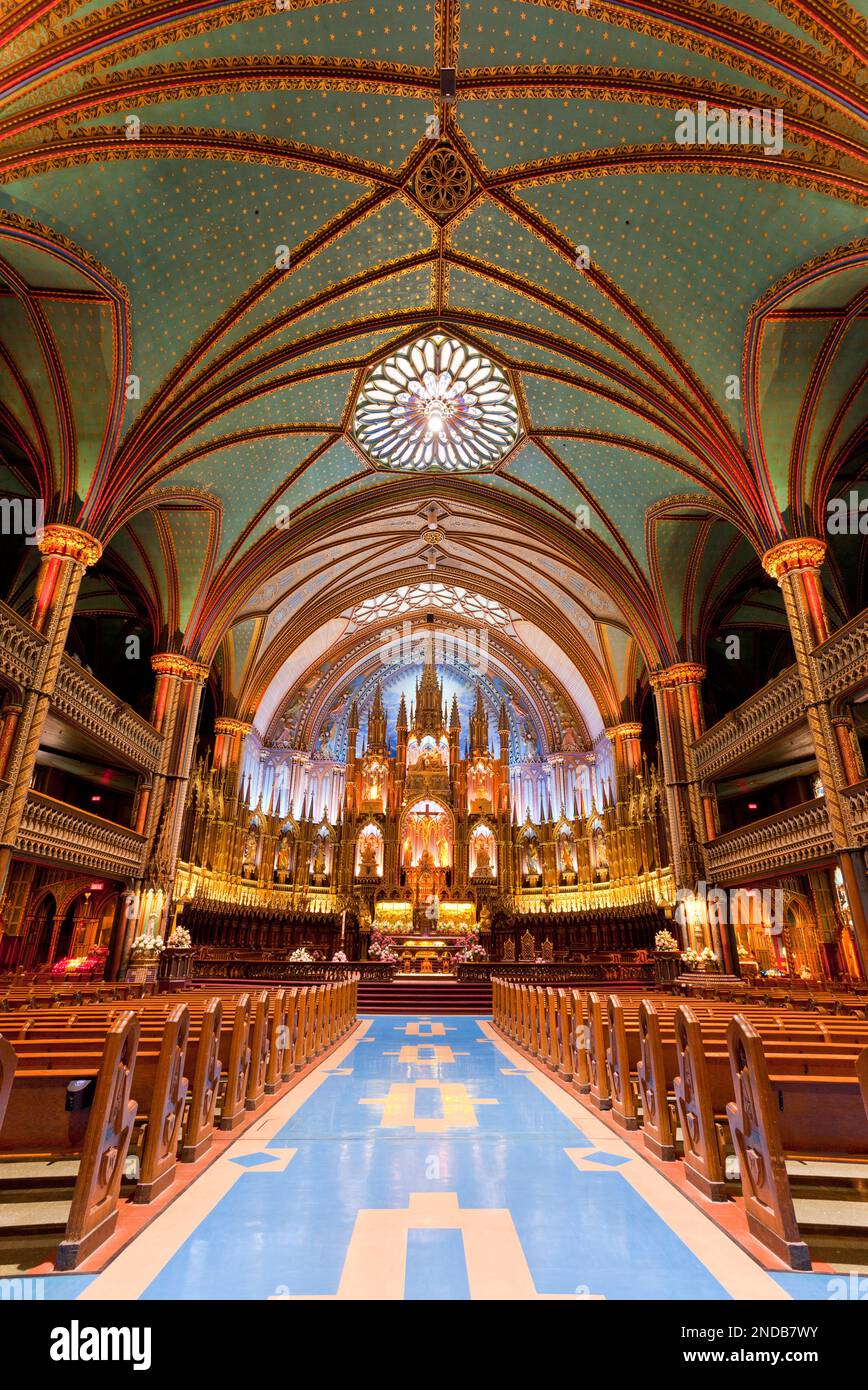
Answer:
[276, 836, 292, 883]
[525, 839, 541, 877]
[474, 837, 494, 877]
[316, 720, 337, 760]
[241, 830, 258, 878]
[358, 831, 379, 874]
[559, 837, 576, 873]
[312, 841, 326, 878]
[521, 721, 537, 761]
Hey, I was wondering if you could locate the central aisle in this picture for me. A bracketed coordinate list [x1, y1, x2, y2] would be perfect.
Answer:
[80, 1016, 804, 1300]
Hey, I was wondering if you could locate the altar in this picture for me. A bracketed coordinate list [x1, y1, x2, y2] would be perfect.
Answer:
[372, 900, 478, 976]
[398, 941, 453, 974]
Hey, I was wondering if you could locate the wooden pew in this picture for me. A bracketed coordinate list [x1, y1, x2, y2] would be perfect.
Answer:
[0, 1034, 16, 1150]
[726, 1015, 867, 1270]
[2, 1006, 190, 1204]
[0, 1012, 139, 1269]
[179, 997, 222, 1161]
[636, 998, 677, 1160]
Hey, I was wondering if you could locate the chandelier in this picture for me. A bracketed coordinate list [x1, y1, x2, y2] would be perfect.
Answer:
[354, 335, 520, 471]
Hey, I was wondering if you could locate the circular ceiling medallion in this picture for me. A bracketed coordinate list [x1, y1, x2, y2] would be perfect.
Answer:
[415, 147, 472, 216]
[353, 334, 520, 472]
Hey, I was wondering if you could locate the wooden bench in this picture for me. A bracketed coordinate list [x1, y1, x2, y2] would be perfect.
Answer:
[493, 977, 868, 1269]
[0, 1012, 139, 1269]
[727, 1013, 868, 1269]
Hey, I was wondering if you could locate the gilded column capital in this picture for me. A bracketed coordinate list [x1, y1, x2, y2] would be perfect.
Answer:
[761, 537, 826, 581]
[606, 722, 643, 740]
[37, 524, 102, 567]
[649, 663, 706, 691]
[214, 717, 254, 737]
[151, 653, 210, 683]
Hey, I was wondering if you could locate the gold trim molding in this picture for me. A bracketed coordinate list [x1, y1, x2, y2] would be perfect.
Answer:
[762, 537, 827, 581]
[606, 722, 643, 739]
[37, 524, 102, 567]
[151, 653, 210, 682]
[214, 717, 254, 737]
[649, 663, 706, 690]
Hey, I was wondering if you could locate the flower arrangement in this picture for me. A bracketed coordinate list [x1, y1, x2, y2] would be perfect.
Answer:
[290, 947, 313, 963]
[699, 946, 718, 964]
[680, 947, 701, 966]
[453, 941, 486, 965]
[130, 933, 164, 956]
[654, 929, 679, 953]
[167, 926, 192, 950]
[332, 950, 348, 963]
[368, 928, 399, 964]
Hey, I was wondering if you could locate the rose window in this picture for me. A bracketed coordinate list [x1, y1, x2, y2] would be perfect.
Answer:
[353, 335, 520, 471]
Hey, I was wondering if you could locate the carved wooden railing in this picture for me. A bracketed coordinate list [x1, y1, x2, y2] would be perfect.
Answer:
[18, 791, 147, 878]
[704, 798, 834, 882]
[464, 957, 655, 983]
[0, 599, 45, 692]
[190, 956, 394, 982]
[54, 657, 162, 773]
[693, 666, 805, 781]
[812, 610, 868, 704]
[0, 601, 161, 773]
[843, 779, 868, 848]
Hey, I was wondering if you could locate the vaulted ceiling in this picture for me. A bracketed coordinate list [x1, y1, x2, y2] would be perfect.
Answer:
[0, 0, 865, 744]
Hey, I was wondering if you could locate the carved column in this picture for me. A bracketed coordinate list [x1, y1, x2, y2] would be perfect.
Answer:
[650, 664, 708, 891]
[213, 717, 253, 791]
[763, 538, 868, 975]
[0, 525, 102, 900]
[135, 654, 209, 932]
[607, 723, 642, 878]
[212, 717, 253, 881]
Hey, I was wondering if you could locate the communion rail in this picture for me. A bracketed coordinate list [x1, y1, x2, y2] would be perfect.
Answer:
[458, 958, 656, 984]
[189, 956, 395, 983]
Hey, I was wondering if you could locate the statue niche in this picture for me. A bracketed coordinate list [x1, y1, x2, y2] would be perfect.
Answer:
[523, 833, 541, 886]
[471, 826, 496, 879]
[310, 833, 330, 885]
[275, 832, 293, 884]
[356, 824, 383, 879]
[558, 832, 577, 885]
[241, 826, 259, 879]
